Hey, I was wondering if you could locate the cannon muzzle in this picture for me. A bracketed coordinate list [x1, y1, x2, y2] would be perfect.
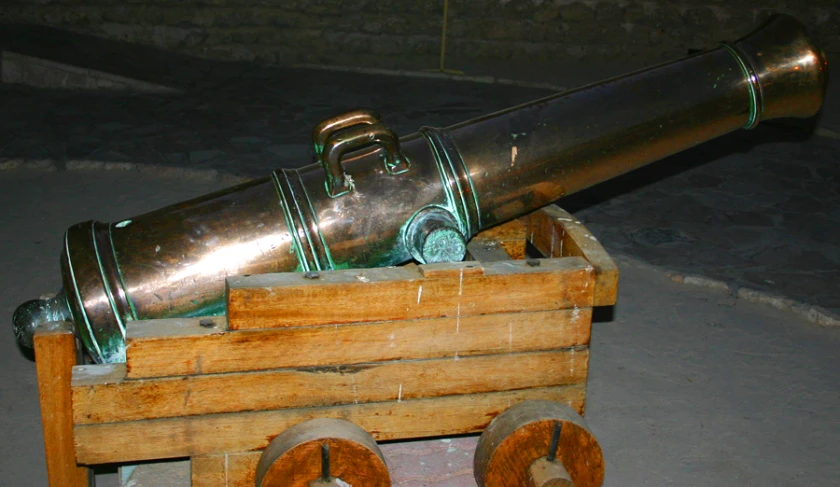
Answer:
[14, 14, 828, 363]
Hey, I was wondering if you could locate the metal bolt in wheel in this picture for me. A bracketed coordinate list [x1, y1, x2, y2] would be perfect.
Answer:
[255, 418, 391, 487]
[474, 400, 604, 487]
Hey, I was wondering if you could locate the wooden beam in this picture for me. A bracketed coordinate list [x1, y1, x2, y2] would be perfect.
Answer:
[74, 349, 588, 425]
[226, 258, 594, 330]
[466, 240, 516, 262]
[472, 217, 528, 259]
[75, 384, 585, 465]
[192, 453, 259, 487]
[527, 206, 619, 306]
[125, 308, 592, 378]
[34, 322, 90, 487]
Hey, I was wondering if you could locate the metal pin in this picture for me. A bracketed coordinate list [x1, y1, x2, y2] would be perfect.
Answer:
[547, 421, 562, 462]
[526, 258, 541, 267]
[321, 442, 331, 481]
[305, 271, 320, 280]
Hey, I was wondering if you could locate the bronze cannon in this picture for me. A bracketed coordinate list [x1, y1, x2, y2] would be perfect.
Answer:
[13, 15, 828, 363]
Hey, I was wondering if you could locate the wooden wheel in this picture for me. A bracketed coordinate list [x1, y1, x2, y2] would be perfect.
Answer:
[474, 400, 604, 487]
[255, 418, 391, 487]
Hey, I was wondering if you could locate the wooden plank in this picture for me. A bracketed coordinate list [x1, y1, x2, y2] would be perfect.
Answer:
[527, 205, 619, 306]
[418, 261, 485, 278]
[75, 384, 586, 464]
[473, 217, 528, 259]
[192, 453, 259, 487]
[466, 240, 515, 262]
[74, 348, 588, 424]
[33, 322, 90, 487]
[227, 257, 594, 330]
[125, 308, 592, 378]
[191, 456, 225, 487]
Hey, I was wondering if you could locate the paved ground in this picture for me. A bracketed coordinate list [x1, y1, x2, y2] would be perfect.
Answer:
[2, 169, 839, 487]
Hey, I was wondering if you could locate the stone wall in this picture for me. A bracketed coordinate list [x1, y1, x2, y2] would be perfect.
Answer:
[1, 0, 837, 68]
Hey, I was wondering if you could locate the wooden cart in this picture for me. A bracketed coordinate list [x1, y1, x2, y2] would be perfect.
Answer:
[34, 205, 617, 487]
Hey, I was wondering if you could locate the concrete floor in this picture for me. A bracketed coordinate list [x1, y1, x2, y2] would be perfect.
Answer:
[2, 169, 839, 487]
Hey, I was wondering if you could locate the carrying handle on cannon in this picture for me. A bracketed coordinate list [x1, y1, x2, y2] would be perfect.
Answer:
[313, 109, 409, 198]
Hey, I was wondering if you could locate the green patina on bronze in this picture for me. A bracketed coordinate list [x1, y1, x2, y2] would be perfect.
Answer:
[421, 227, 467, 263]
[720, 42, 762, 129]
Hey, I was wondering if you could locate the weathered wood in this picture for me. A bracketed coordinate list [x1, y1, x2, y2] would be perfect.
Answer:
[226, 258, 594, 330]
[75, 384, 586, 465]
[255, 419, 390, 487]
[475, 400, 604, 487]
[529, 457, 574, 487]
[473, 217, 528, 259]
[125, 308, 592, 378]
[74, 349, 588, 424]
[418, 261, 486, 278]
[192, 453, 259, 487]
[527, 206, 619, 306]
[34, 322, 90, 487]
[467, 240, 516, 262]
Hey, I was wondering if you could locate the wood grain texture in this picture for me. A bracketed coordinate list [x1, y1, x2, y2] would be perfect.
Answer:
[527, 205, 619, 306]
[473, 217, 528, 259]
[34, 322, 90, 487]
[475, 400, 604, 487]
[226, 258, 594, 330]
[75, 384, 586, 464]
[74, 349, 588, 424]
[192, 452, 259, 487]
[466, 240, 516, 262]
[125, 308, 592, 378]
[529, 457, 574, 487]
[255, 419, 390, 487]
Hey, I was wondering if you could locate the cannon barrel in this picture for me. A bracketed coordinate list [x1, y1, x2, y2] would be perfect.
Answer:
[13, 15, 828, 363]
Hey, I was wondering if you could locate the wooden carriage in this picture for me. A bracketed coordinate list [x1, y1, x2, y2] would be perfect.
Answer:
[34, 205, 617, 487]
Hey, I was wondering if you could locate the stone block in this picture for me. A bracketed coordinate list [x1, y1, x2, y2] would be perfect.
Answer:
[369, 34, 407, 56]
[135, 5, 165, 25]
[1, 54, 24, 84]
[322, 31, 371, 53]
[534, 6, 560, 24]
[480, 18, 524, 40]
[564, 21, 611, 46]
[595, 2, 624, 23]
[1, 0, 838, 68]
[383, 16, 415, 36]
[229, 28, 262, 44]
[521, 22, 549, 43]
[162, 7, 189, 25]
[559, 2, 596, 22]
[38, 5, 103, 26]
[102, 6, 133, 24]
[361, 20, 383, 34]
[407, 35, 439, 56]
[270, 10, 316, 28]
[203, 28, 233, 46]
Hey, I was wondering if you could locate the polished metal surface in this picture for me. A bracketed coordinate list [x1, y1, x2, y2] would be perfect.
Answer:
[13, 15, 828, 363]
